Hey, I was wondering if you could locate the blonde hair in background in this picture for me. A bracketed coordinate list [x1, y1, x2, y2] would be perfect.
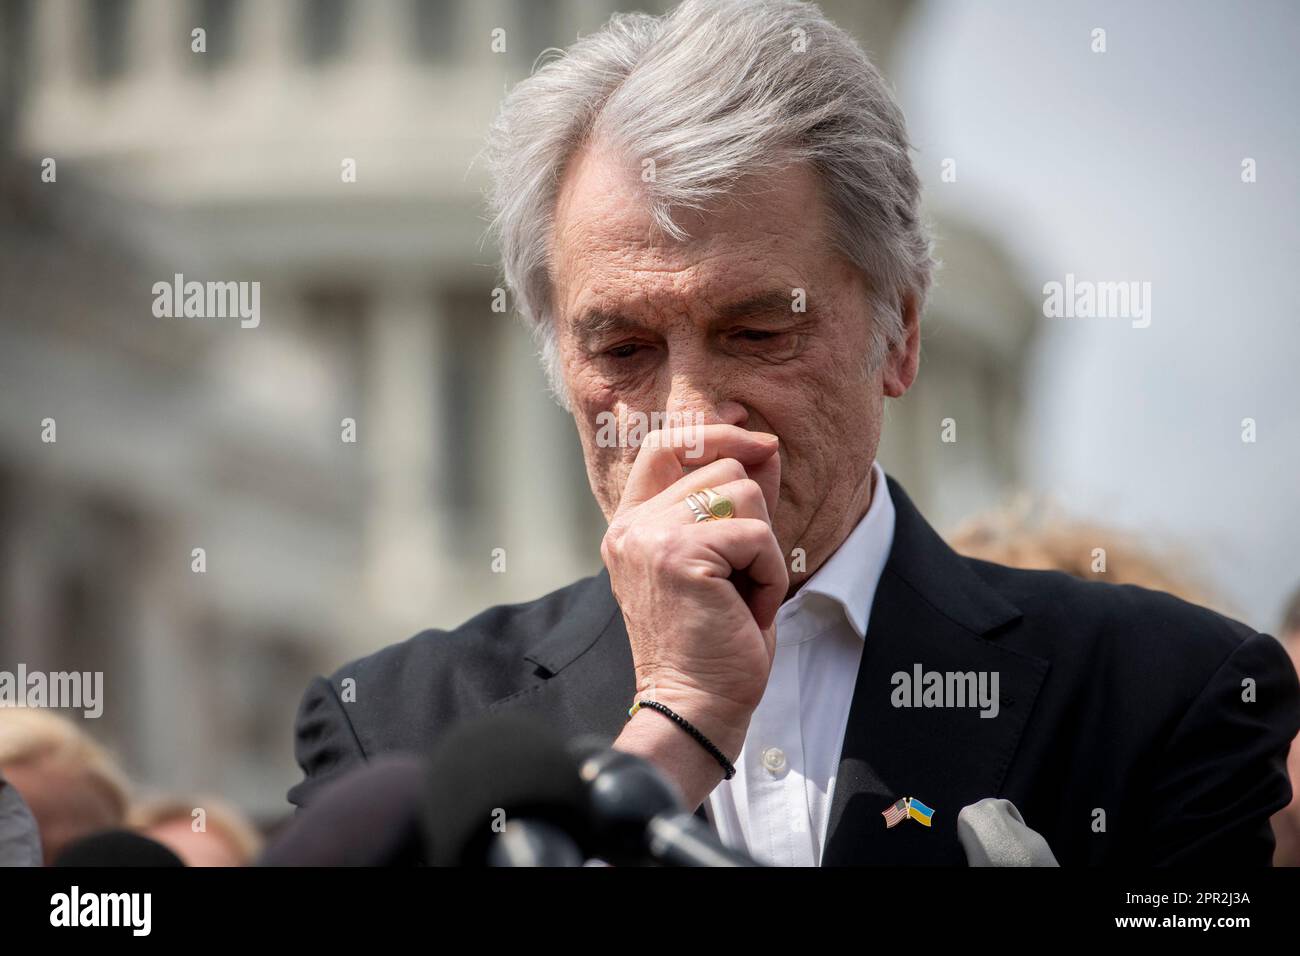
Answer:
[0, 706, 131, 821]
[128, 794, 263, 865]
[947, 494, 1227, 616]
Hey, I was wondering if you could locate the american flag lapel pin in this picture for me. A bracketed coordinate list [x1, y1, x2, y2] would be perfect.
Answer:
[882, 797, 910, 828]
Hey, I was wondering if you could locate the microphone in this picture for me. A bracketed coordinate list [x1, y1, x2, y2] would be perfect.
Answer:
[485, 820, 586, 867]
[957, 798, 1059, 866]
[578, 747, 760, 867]
[260, 754, 427, 866]
[262, 718, 759, 867]
[53, 830, 185, 867]
[421, 713, 592, 866]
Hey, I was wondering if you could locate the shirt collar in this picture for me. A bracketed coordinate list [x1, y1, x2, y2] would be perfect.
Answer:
[777, 460, 896, 642]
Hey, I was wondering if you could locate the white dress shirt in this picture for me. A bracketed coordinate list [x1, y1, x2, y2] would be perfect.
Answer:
[703, 461, 896, 866]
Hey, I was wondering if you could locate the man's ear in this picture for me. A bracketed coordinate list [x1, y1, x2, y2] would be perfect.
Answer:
[882, 291, 921, 398]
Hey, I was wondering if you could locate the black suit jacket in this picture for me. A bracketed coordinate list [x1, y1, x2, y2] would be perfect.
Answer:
[288, 476, 1299, 865]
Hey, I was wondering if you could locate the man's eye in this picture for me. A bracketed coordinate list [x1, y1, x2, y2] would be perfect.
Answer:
[606, 343, 643, 359]
[734, 329, 782, 342]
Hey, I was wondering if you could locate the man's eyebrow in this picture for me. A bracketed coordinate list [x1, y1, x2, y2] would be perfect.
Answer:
[570, 289, 810, 342]
[713, 289, 809, 323]
[571, 309, 643, 342]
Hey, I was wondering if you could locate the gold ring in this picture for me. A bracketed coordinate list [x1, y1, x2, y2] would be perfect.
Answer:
[685, 487, 735, 522]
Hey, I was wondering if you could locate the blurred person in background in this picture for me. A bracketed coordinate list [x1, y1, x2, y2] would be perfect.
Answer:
[0, 769, 42, 867]
[128, 795, 262, 867]
[1270, 585, 1300, 866]
[0, 708, 131, 865]
[946, 497, 1222, 611]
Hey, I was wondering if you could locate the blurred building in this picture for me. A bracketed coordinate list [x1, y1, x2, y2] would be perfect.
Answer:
[0, 0, 1037, 816]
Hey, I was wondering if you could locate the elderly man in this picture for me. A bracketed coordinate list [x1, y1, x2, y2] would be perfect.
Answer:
[289, 0, 1299, 865]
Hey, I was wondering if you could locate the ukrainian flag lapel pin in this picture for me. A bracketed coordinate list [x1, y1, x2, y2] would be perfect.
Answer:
[882, 796, 935, 828]
[907, 797, 935, 827]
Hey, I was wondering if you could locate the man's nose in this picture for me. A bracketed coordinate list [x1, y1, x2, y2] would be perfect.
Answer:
[664, 377, 749, 429]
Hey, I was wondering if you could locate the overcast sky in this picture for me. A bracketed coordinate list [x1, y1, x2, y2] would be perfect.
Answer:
[895, 0, 1299, 627]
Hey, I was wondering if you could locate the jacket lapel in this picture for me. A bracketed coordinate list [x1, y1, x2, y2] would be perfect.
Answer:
[490, 588, 715, 824]
[821, 478, 1049, 865]
[488, 569, 634, 745]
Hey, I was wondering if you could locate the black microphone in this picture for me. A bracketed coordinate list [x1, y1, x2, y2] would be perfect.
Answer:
[260, 754, 427, 866]
[53, 830, 185, 867]
[485, 820, 586, 867]
[421, 713, 592, 866]
[578, 747, 760, 867]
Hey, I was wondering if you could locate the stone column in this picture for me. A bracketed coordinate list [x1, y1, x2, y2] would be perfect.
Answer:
[495, 317, 587, 596]
[361, 280, 448, 636]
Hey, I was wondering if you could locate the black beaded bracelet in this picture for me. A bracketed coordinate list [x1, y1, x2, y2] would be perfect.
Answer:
[627, 699, 737, 780]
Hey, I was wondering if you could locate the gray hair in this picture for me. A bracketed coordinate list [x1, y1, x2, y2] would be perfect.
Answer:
[484, 0, 933, 409]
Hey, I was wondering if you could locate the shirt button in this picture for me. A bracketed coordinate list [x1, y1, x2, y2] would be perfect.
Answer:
[761, 747, 787, 774]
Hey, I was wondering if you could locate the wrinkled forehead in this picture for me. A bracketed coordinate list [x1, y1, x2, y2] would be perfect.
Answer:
[550, 143, 829, 328]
